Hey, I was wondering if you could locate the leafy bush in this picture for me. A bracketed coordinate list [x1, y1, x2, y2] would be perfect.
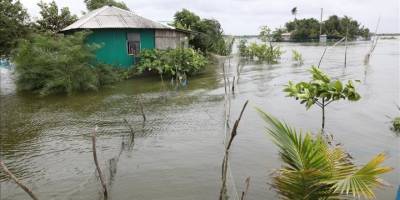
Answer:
[292, 49, 303, 64]
[238, 39, 249, 57]
[13, 31, 120, 96]
[240, 42, 282, 63]
[137, 48, 207, 78]
[172, 9, 231, 55]
[392, 117, 400, 132]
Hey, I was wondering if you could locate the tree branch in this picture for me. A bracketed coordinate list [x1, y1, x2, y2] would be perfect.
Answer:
[0, 160, 39, 200]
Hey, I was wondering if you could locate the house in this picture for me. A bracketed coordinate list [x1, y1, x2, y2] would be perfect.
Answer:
[281, 32, 291, 41]
[61, 5, 190, 68]
[319, 34, 327, 43]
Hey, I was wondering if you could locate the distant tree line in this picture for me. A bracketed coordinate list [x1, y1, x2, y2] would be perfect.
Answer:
[281, 15, 370, 41]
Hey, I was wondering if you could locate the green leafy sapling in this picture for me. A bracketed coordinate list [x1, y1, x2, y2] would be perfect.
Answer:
[284, 66, 361, 131]
[292, 49, 303, 64]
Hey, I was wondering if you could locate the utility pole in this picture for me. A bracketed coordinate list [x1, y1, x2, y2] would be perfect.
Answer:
[319, 8, 323, 35]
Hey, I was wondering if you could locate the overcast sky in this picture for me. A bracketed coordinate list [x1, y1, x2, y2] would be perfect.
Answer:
[20, 0, 399, 35]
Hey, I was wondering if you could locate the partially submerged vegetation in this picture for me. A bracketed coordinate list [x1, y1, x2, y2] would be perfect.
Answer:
[392, 117, 400, 133]
[13, 32, 121, 96]
[238, 26, 283, 63]
[284, 66, 361, 131]
[137, 48, 207, 79]
[291, 49, 303, 64]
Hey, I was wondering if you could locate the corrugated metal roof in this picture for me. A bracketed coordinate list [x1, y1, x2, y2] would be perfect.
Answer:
[61, 5, 175, 31]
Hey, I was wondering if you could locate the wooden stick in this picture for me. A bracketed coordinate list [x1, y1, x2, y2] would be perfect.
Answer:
[92, 127, 108, 198]
[227, 100, 249, 150]
[0, 160, 39, 200]
[240, 177, 251, 200]
[344, 23, 349, 68]
[232, 76, 235, 94]
[138, 97, 146, 122]
[219, 100, 249, 200]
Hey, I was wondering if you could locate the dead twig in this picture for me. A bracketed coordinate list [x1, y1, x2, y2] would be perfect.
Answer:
[219, 100, 249, 200]
[92, 127, 108, 198]
[138, 97, 146, 122]
[227, 100, 249, 150]
[240, 177, 251, 200]
[0, 160, 39, 200]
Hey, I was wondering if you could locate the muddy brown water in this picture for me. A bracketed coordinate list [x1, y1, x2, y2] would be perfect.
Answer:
[1, 39, 399, 199]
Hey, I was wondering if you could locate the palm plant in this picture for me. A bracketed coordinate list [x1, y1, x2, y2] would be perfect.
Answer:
[291, 7, 297, 20]
[257, 109, 392, 200]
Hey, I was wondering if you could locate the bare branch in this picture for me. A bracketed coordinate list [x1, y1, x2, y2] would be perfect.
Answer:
[92, 127, 108, 198]
[240, 177, 251, 200]
[0, 160, 39, 200]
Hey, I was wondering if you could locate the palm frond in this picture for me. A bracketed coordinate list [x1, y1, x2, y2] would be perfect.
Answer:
[257, 108, 392, 200]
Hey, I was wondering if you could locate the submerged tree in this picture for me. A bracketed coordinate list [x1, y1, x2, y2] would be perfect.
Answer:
[0, 0, 31, 57]
[36, 1, 77, 33]
[13, 31, 120, 96]
[284, 66, 361, 131]
[84, 0, 129, 11]
[257, 109, 392, 200]
[291, 49, 303, 64]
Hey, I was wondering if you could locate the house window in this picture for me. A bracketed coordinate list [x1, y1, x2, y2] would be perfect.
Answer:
[127, 33, 140, 56]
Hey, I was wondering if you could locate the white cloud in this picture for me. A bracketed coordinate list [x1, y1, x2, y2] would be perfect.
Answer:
[20, 0, 400, 35]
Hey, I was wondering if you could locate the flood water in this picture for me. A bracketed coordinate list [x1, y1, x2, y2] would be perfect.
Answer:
[1, 39, 399, 200]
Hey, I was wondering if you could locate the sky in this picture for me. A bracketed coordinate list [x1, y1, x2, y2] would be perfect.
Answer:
[20, 0, 400, 35]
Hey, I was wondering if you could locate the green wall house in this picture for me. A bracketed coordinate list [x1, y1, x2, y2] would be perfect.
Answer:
[61, 5, 189, 68]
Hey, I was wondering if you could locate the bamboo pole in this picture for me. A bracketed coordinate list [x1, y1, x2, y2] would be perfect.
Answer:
[344, 23, 349, 68]
[0, 160, 39, 200]
[91, 127, 108, 198]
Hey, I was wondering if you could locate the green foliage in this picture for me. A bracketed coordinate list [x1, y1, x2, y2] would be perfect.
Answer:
[285, 15, 370, 41]
[246, 43, 282, 63]
[239, 26, 283, 63]
[137, 48, 207, 78]
[291, 50, 303, 64]
[84, 0, 129, 11]
[172, 9, 200, 30]
[172, 9, 231, 55]
[284, 66, 361, 130]
[13, 31, 119, 96]
[36, 1, 77, 33]
[257, 109, 392, 200]
[272, 28, 285, 42]
[392, 117, 400, 132]
[0, 0, 30, 57]
[238, 39, 249, 57]
[286, 18, 321, 41]
[95, 63, 121, 86]
[284, 66, 361, 109]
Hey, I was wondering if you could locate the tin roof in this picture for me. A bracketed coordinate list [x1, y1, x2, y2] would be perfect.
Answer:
[61, 5, 177, 31]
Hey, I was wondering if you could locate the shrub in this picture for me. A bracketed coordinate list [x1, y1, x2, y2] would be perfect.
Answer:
[392, 117, 400, 132]
[13, 31, 120, 96]
[137, 48, 207, 79]
[240, 42, 282, 63]
[292, 49, 303, 64]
